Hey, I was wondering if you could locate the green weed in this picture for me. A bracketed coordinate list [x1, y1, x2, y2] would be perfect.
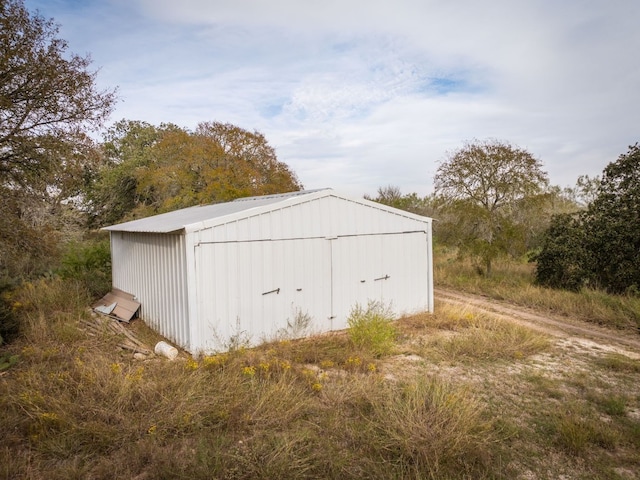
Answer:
[588, 392, 628, 417]
[593, 353, 640, 373]
[0, 353, 19, 371]
[347, 301, 397, 357]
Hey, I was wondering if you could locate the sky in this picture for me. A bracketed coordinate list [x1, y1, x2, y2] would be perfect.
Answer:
[24, 0, 640, 197]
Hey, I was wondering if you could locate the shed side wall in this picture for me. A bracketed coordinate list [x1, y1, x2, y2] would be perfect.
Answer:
[110, 232, 189, 348]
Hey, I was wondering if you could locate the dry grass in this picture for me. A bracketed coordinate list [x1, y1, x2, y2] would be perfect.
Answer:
[400, 303, 550, 362]
[369, 377, 496, 478]
[435, 246, 640, 330]
[1, 276, 639, 479]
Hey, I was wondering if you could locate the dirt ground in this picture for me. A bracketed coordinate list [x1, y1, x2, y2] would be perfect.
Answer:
[435, 287, 640, 359]
[380, 288, 640, 479]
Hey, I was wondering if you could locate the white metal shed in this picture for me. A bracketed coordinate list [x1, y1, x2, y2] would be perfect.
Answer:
[103, 189, 433, 354]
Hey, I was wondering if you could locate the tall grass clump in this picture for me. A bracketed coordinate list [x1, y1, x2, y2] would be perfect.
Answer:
[10, 277, 91, 344]
[347, 301, 397, 357]
[534, 403, 621, 456]
[370, 376, 495, 478]
[435, 246, 534, 293]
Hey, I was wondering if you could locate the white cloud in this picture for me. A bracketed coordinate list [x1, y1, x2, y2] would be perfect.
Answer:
[22, 0, 640, 198]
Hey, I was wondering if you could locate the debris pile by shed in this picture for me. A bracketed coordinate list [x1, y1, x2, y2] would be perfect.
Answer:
[82, 310, 152, 357]
[92, 288, 141, 323]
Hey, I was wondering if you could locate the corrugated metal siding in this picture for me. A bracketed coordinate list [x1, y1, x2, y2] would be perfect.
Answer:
[110, 232, 189, 348]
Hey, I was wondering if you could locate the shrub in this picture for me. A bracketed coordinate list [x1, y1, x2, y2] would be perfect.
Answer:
[0, 280, 20, 345]
[532, 213, 587, 291]
[57, 237, 111, 298]
[533, 143, 640, 294]
[347, 301, 397, 357]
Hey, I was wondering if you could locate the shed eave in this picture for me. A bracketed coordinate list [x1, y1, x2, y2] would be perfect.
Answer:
[102, 226, 185, 235]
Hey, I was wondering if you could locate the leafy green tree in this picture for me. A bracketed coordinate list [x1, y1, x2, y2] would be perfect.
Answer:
[531, 213, 587, 291]
[194, 122, 302, 199]
[534, 143, 639, 294]
[582, 143, 640, 293]
[573, 175, 601, 208]
[434, 139, 548, 274]
[0, 0, 115, 278]
[0, 0, 115, 188]
[88, 120, 302, 225]
[87, 120, 171, 226]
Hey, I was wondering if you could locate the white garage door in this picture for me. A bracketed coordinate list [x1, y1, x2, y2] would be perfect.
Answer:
[330, 232, 429, 329]
[194, 238, 332, 351]
[193, 231, 428, 352]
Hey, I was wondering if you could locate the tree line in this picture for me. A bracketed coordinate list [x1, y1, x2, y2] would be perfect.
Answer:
[367, 139, 639, 295]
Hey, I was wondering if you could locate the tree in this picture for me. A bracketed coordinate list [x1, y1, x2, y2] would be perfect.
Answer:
[573, 174, 601, 207]
[531, 213, 587, 291]
[582, 143, 640, 293]
[88, 120, 302, 225]
[434, 139, 548, 274]
[194, 122, 301, 199]
[0, 0, 116, 278]
[86, 120, 170, 226]
[364, 185, 436, 217]
[534, 143, 640, 294]
[0, 0, 115, 188]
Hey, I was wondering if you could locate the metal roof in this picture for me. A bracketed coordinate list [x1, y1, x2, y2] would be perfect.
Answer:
[102, 189, 330, 234]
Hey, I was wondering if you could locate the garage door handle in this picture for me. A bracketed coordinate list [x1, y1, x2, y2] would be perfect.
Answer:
[262, 288, 280, 295]
[374, 275, 390, 281]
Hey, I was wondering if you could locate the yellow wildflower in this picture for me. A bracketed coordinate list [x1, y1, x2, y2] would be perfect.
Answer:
[185, 358, 199, 370]
[320, 360, 334, 369]
[279, 360, 291, 371]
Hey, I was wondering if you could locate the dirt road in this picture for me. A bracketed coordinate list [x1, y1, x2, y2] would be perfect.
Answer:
[435, 287, 640, 356]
